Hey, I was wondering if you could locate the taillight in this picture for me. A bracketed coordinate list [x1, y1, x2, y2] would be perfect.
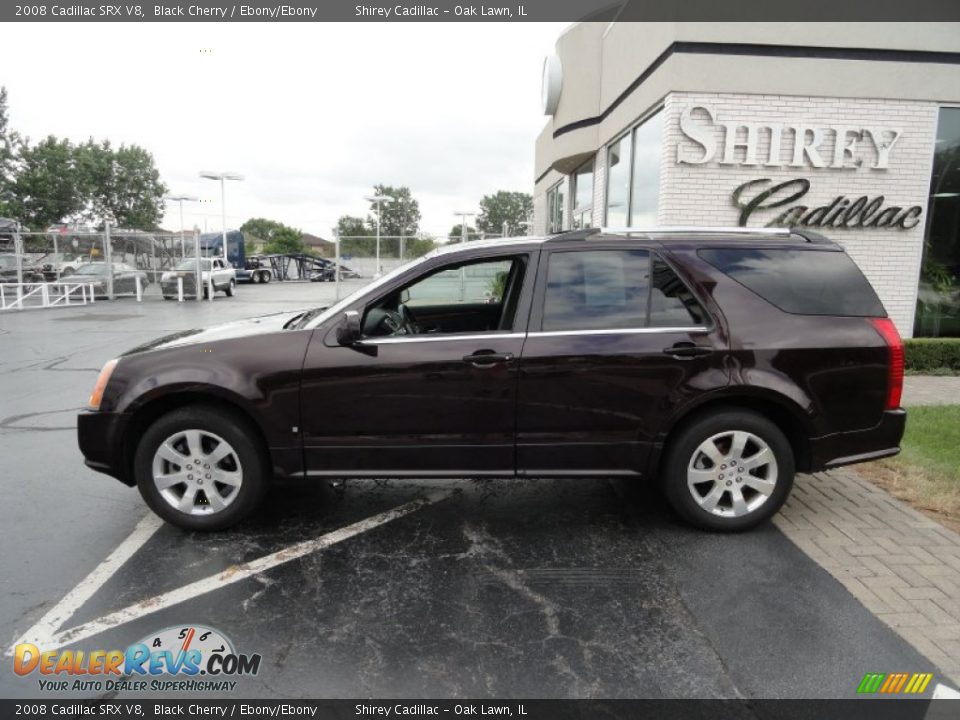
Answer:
[869, 318, 903, 410]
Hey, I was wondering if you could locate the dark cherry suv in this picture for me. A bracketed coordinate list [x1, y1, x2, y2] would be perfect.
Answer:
[78, 227, 906, 532]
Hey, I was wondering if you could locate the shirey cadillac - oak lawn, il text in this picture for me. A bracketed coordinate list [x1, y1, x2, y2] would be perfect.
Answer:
[78, 229, 905, 532]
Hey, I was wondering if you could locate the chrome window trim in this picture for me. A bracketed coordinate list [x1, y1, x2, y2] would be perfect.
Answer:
[362, 332, 527, 345]
[361, 326, 710, 344]
[529, 326, 708, 338]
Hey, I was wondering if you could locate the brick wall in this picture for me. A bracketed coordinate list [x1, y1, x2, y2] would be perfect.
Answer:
[658, 92, 939, 336]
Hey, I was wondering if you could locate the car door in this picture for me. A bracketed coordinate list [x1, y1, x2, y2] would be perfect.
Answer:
[516, 243, 726, 477]
[298, 249, 538, 476]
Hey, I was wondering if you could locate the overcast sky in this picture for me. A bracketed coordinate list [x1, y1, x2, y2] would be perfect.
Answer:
[0, 22, 566, 238]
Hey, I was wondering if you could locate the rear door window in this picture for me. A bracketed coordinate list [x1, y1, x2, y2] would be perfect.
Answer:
[698, 247, 885, 317]
[543, 250, 650, 331]
[542, 250, 707, 331]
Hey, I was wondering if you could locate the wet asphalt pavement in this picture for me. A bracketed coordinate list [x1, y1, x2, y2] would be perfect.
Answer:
[0, 283, 938, 699]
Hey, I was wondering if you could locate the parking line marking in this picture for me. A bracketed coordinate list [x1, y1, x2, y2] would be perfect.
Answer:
[30, 492, 449, 652]
[6, 512, 164, 656]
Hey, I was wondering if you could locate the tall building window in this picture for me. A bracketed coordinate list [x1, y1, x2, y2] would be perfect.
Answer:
[604, 109, 663, 227]
[546, 180, 566, 234]
[572, 160, 594, 229]
[915, 107, 960, 338]
[605, 133, 631, 227]
[631, 111, 663, 226]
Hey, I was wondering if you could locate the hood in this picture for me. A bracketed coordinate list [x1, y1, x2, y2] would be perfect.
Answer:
[121, 309, 316, 356]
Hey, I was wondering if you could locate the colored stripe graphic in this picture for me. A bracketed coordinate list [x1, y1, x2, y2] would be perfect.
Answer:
[857, 672, 933, 694]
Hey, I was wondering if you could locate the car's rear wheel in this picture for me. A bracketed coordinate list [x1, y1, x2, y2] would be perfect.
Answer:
[662, 409, 794, 532]
[225, 279, 235, 297]
[134, 405, 269, 531]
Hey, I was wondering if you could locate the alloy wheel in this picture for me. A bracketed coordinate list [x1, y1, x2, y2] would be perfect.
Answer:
[151, 429, 243, 515]
[686, 430, 778, 518]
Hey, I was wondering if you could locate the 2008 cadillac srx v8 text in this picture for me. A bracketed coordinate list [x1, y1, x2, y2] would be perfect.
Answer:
[78, 228, 906, 532]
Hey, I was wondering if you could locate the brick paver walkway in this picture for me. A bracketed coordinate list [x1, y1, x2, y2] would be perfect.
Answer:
[776, 469, 960, 685]
[903, 376, 960, 406]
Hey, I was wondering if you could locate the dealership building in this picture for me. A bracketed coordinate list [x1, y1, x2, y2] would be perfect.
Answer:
[533, 23, 960, 337]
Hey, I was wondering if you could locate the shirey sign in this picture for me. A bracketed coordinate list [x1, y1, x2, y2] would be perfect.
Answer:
[676, 104, 924, 230]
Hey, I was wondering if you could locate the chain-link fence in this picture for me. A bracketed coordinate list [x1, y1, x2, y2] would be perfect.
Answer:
[0, 226, 209, 309]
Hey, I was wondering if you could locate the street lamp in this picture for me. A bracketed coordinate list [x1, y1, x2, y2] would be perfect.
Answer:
[199, 171, 244, 266]
[165, 194, 198, 258]
[364, 194, 393, 277]
[454, 211, 476, 243]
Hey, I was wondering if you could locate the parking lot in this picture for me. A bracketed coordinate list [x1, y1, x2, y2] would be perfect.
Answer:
[0, 283, 946, 699]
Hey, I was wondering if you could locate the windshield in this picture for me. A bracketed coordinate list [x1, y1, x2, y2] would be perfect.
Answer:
[175, 259, 211, 271]
[303, 254, 431, 329]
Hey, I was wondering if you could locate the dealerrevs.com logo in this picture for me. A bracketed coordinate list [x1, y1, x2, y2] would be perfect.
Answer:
[13, 625, 261, 692]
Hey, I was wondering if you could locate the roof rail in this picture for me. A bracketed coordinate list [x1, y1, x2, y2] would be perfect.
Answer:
[547, 228, 601, 241]
[599, 226, 793, 236]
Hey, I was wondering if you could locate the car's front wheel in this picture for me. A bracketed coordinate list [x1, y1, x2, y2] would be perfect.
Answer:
[134, 405, 269, 531]
[225, 279, 235, 297]
[661, 409, 794, 532]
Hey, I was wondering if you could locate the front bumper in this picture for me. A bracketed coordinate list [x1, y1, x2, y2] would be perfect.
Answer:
[77, 410, 134, 486]
[809, 409, 907, 471]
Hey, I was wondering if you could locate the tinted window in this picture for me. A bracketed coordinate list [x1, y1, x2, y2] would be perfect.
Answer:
[650, 256, 706, 326]
[699, 248, 885, 317]
[543, 250, 649, 331]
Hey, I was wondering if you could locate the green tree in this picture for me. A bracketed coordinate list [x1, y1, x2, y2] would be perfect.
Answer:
[0, 87, 16, 217]
[240, 217, 305, 254]
[94, 143, 166, 229]
[403, 235, 436, 258]
[365, 184, 421, 239]
[11, 136, 83, 229]
[335, 214, 375, 256]
[477, 190, 533, 237]
[447, 224, 478, 242]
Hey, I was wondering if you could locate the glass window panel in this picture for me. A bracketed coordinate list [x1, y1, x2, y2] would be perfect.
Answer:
[605, 133, 631, 227]
[630, 111, 663, 226]
[915, 107, 960, 337]
[649, 255, 705, 326]
[543, 250, 650, 331]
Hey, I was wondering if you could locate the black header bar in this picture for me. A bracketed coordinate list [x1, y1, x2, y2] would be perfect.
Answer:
[3, 0, 960, 22]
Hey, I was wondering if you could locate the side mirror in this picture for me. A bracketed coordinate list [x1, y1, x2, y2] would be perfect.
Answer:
[400, 288, 411, 304]
[336, 310, 362, 345]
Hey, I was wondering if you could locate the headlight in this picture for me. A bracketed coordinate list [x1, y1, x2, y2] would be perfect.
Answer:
[88, 358, 119, 410]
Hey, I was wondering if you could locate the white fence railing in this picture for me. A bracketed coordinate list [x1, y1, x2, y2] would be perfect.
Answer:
[0, 282, 98, 311]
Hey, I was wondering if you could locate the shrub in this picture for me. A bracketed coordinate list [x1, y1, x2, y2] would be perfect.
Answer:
[904, 338, 960, 374]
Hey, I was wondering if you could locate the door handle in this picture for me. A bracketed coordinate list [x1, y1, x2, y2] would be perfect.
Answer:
[662, 342, 713, 358]
[463, 351, 515, 366]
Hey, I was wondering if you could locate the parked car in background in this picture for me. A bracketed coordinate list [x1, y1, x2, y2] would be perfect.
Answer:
[78, 228, 905, 532]
[0, 253, 46, 283]
[160, 258, 236, 299]
[40, 253, 85, 280]
[72, 262, 150, 298]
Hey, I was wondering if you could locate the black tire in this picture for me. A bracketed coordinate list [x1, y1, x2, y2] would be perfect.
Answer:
[134, 405, 270, 531]
[202, 286, 209, 300]
[163, 295, 173, 301]
[661, 409, 794, 532]
[262, 271, 271, 284]
[225, 279, 235, 297]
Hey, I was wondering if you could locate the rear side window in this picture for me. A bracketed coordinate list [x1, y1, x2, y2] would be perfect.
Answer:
[698, 248, 885, 317]
[542, 250, 705, 331]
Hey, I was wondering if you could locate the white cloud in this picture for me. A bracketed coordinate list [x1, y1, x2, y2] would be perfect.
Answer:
[0, 21, 565, 237]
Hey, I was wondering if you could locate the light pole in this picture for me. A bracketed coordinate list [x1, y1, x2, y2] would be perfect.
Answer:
[454, 211, 476, 243]
[165, 195, 198, 258]
[364, 194, 393, 277]
[199, 171, 244, 266]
